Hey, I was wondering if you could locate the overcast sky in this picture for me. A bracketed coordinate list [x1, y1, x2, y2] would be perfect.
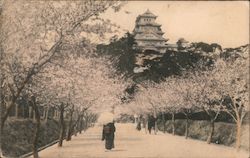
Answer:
[101, 1, 249, 48]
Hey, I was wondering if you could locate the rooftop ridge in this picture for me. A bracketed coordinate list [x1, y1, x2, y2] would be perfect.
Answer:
[139, 9, 157, 18]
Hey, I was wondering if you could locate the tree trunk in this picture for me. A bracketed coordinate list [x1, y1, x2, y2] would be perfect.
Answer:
[53, 109, 56, 120]
[78, 119, 82, 134]
[74, 126, 77, 136]
[162, 113, 166, 133]
[171, 113, 175, 135]
[76, 118, 80, 136]
[207, 119, 214, 144]
[0, 112, 3, 158]
[29, 106, 33, 119]
[185, 115, 189, 139]
[42, 107, 46, 120]
[66, 110, 73, 141]
[153, 110, 158, 134]
[33, 111, 36, 122]
[1, 106, 10, 130]
[55, 110, 58, 120]
[0, 79, 4, 157]
[15, 104, 18, 118]
[0, 123, 2, 157]
[73, 114, 82, 136]
[145, 115, 148, 134]
[235, 120, 242, 151]
[54, 109, 59, 120]
[1, 85, 28, 130]
[22, 104, 25, 118]
[31, 96, 41, 158]
[1, 105, 11, 131]
[58, 104, 65, 147]
[79, 116, 83, 134]
[84, 116, 88, 131]
[154, 119, 158, 135]
[45, 107, 49, 123]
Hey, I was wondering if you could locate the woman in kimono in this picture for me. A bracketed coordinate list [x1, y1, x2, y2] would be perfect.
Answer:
[102, 122, 116, 150]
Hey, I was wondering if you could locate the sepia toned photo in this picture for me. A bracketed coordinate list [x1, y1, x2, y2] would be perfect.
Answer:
[0, 1, 249, 158]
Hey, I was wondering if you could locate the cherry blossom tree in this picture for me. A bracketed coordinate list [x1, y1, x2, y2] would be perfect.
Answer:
[0, 0, 123, 131]
[154, 78, 182, 136]
[124, 81, 178, 134]
[86, 62, 130, 122]
[132, 82, 160, 133]
[185, 53, 249, 147]
[209, 58, 248, 150]
[184, 68, 223, 144]
[0, 1, 124, 156]
[162, 76, 200, 138]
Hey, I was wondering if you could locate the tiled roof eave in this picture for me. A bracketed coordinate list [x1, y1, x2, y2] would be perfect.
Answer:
[139, 15, 157, 18]
[133, 31, 165, 34]
[137, 45, 169, 49]
[155, 45, 169, 48]
[136, 23, 161, 27]
[135, 38, 167, 41]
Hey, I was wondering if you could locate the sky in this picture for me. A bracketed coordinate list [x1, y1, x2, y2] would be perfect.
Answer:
[101, 1, 249, 48]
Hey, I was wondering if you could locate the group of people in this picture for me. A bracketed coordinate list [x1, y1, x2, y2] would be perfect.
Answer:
[136, 115, 157, 134]
[147, 115, 157, 134]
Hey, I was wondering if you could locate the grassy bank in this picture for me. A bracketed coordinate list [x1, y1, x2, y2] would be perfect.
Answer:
[157, 120, 249, 151]
[2, 118, 60, 157]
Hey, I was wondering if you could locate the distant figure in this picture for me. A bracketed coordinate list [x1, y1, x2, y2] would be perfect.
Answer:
[136, 118, 141, 131]
[142, 115, 148, 134]
[102, 122, 116, 150]
[147, 115, 156, 134]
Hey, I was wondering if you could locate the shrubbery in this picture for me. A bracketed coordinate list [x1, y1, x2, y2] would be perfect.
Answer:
[3, 119, 60, 157]
[157, 119, 249, 151]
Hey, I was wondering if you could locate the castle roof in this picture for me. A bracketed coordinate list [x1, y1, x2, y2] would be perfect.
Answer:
[134, 29, 164, 35]
[135, 32, 167, 41]
[136, 21, 161, 27]
[166, 44, 178, 48]
[139, 9, 157, 18]
[177, 38, 189, 43]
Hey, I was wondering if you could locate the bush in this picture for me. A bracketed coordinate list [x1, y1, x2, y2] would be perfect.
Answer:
[158, 119, 249, 151]
[2, 119, 60, 157]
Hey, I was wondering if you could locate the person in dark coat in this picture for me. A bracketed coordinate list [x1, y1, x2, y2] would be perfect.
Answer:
[102, 122, 116, 150]
[136, 115, 142, 131]
[147, 115, 156, 134]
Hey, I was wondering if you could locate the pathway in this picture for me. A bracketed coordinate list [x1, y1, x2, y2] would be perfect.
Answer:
[35, 123, 249, 158]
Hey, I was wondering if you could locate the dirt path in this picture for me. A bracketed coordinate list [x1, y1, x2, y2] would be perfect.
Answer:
[35, 123, 249, 158]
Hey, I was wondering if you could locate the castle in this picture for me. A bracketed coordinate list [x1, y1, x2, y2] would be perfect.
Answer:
[132, 10, 190, 72]
[133, 9, 169, 53]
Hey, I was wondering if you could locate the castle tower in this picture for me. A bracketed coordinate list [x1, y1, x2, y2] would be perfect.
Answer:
[133, 9, 168, 53]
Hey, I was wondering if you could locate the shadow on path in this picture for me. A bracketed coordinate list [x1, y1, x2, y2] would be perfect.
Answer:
[106, 149, 127, 152]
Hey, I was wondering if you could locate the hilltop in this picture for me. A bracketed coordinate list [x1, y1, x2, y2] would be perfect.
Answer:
[96, 33, 249, 82]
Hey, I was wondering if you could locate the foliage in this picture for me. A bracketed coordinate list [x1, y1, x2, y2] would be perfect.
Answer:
[96, 32, 137, 77]
[0, 0, 123, 128]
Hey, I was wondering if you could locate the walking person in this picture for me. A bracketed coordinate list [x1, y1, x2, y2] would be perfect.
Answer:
[136, 115, 142, 131]
[102, 121, 116, 151]
[147, 115, 157, 134]
[148, 115, 153, 134]
[148, 123, 152, 134]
